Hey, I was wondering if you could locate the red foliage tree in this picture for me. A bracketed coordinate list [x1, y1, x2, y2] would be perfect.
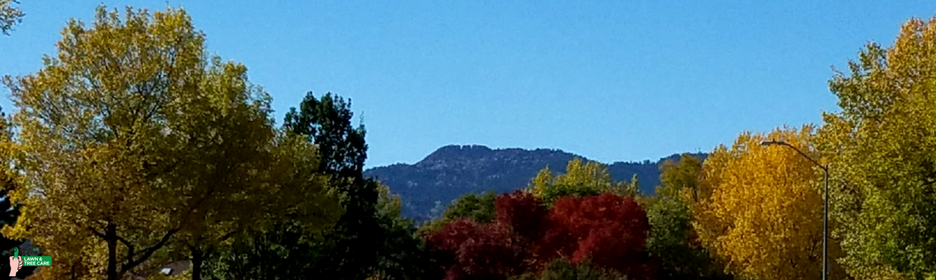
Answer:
[426, 218, 520, 280]
[544, 193, 652, 278]
[495, 190, 549, 270]
[427, 192, 654, 280]
[496, 190, 548, 241]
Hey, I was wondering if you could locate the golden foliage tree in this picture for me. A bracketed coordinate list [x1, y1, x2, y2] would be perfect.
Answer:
[692, 125, 844, 280]
[0, 6, 343, 280]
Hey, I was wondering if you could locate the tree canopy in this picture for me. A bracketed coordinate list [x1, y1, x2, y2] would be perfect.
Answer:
[284, 92, 368, 179]
[419, 192, 498, 235]
[1, 6, 339, 280]
[644, 154, 730, 280]
[691, 126, 846, 280]
[529, 158, 639, 206]
[819, 16, 936, 279]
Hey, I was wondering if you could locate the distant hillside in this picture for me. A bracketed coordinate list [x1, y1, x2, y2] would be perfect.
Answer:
[364, 145, 706, 220]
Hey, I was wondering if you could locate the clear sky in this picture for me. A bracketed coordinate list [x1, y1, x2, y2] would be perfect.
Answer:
[2, 1, 935, 168]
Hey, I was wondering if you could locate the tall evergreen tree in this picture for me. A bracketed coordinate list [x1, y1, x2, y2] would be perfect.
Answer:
[285, 92, 434, 279]
[284, 92, 367, 179]
[285, 92, 382, 279]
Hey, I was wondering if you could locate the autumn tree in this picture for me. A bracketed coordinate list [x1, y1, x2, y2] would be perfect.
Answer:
[425, 191, 548, 279]
[530, 158, 638, 206]
[164, 56, 283, 280]
[200, 135, 344, 280]
[818, 16, 936, 279]
[496, 191, 548, 245]
[427, 189, 652, 279]
[0, 110, 36, 279]
[0, 0, 23, 35]
[692, 126, 844, 280]
[426, 219, 520, 280]
[1, 6, 299, 280]
[544, 193, 652, 279]
[184, 131, 342, 280]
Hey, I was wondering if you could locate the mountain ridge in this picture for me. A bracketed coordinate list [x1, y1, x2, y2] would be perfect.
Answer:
[364, 144, 706, 219]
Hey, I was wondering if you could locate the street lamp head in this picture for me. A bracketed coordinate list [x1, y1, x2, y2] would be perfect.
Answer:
[761, 140, 787, 146]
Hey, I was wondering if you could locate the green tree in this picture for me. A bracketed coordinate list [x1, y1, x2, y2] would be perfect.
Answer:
[657, 154, 703, 201]
[419, 191, 497, 235]
[284, 92, 367, 179]
[285, 91, 432, 279]
[0, 0, 23, 35]
[284, 92, 383, 279]
[644, 154, 730, 280]
[818, 16, 936, 279]
[1, 6, 288, 280]
[370, 183, 438, 280]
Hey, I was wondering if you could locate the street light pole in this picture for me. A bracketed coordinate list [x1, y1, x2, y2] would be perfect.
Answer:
[823, 163, 828, 280]
[761, 140, 828, 280]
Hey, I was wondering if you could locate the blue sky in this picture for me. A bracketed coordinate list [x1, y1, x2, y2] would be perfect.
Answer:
[2, 1, 935, 168]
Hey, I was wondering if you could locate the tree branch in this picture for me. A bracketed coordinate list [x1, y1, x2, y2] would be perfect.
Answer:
[219, 228, 238, 243]
[119, 227, 180, 275]
[115, 234, 136, 264]
[87, 226, 106, 239]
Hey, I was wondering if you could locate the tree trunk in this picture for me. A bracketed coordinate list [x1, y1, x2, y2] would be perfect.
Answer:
[191, 249, 204, 280]
[105, 223, 119, 280]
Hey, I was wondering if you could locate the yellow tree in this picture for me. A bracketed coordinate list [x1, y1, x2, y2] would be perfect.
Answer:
[167, 58, 276, 280]
[691, 125, 844, 280]
[529, 158, 638, 205]
[167, 68, 342, 280]
[0, 6, 307, 280]
[199, 131, 344, 280]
